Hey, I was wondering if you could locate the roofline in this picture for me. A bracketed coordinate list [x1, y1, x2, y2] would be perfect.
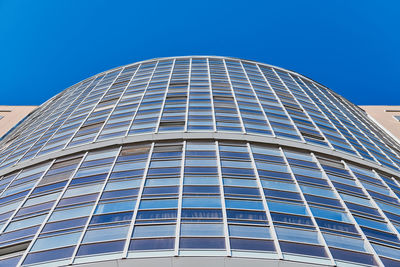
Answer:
[58, 55, 334, 98]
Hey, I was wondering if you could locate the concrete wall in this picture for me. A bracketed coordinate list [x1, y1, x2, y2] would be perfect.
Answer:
[360, 105, 400, 141]
[0, 106, 37, 137]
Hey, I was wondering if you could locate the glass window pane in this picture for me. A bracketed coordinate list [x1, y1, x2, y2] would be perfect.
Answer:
[183, 197, 221, 208]
[276, 227, 320, 244]
[31, 232, 81, 252]
[95, 200, 136, 214]
[83, 226, 129, 243]
[323, 233, 366, 252]
[180, 223, 223, 236]
[133, 225, 176, 238]
[268, 201, 307, 215]
[228, 225, 270, 239]
[225, 199, 263, 210]
[49, 206, 92, 222]
[179, 237, 225, 249]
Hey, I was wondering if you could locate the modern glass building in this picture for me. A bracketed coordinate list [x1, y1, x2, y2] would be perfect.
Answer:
[0, 56, 400, 267]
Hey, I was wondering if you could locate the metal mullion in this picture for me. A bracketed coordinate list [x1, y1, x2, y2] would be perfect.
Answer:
[0, 81, 81, 153]
[215, 140, 231, 256]
[246, 143, 282, 259]
[326, 85, 400, 167]
[16, 80, 86, 149]
[174, 141, 186, 255]
[155, 59, 176, 133]
[372, 169, 400, 209]
[0, 159, 56, 235]
[323, 86, 400, 168]
[33, 75, 106, 154]
[124, 61, 160, 137]
[344, 162, 400, 244]
[390, 175, 400, 188]
[289, 74, 361, 157]
[310, 152, 385, 267]
[69, 146, 123, 264]
[122, 142, 155, 258]
[183, 59, 192, 132]
[364, 112, 400, 152]
[272, 69, 334, 150]
[299, 78, 377, 162]
[206, 58, 217, 132]
[63, 69, 125, 149]
[16, 152, 89, 267]
[0, 94, 52, 149]
[310, 81, 396, 168]
[353, 105, 400, 153]
[256, 64, 306, 143]
[222, 59, 246, 133]
[0, 83, 83, 167]
[279, 147, 335, 265]
[0, 169, 22, 198]
[239, 61, 276, 137]
[93, 64, 142, 142]
[26, 77, 102, 161]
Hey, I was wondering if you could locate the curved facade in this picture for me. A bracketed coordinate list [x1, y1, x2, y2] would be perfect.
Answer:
[0, 56, 400, 266]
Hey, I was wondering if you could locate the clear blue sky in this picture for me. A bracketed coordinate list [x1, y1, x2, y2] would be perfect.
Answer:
[1, 1, 399, 105]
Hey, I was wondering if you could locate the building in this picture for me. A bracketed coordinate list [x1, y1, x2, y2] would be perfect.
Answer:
[0, 106, 37, 138]
[0, 56, 400, 267]
[360, 106, 400, 141]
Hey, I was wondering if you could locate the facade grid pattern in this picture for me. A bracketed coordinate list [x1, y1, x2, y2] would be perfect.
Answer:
[0, 56, 399, 266]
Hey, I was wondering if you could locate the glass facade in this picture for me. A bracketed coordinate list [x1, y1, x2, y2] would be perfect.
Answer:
[0, 56, 400, 266]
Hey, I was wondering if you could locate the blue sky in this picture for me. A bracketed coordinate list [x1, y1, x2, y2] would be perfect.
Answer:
[1, 0, 399, 105]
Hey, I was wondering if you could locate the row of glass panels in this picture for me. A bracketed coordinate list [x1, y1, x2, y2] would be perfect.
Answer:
[0, 141, 400, 266]
[1, 57, 400, 174]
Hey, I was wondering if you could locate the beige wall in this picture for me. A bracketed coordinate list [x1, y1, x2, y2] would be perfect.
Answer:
[360, 105, 400, 141]
[0, 106, 37, 137]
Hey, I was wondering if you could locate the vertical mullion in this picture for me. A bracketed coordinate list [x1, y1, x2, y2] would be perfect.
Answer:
[183, 59, 192, 132]
[273, 69, 334, 151]
[311, 152, 385, 267]
[323, 86, 400, 168]
[0, 83, 84, 167]
[124, 61, 160, 137]
[174, 141, 186, 255]
[206, 58, 217, 132]
[0, 160, 55, 235]
[246, 143, 282, 258]
[279, 147, 335, 265]
[239, 61, 276, 137]
[69, 146, 123, 264]
[256, 64, 306, 143]
[365, 112, 400, 149]
[63, 69, 124, 149]
[389, 175, 400, 188]
[31, 76, 105, 158]
[222, 59, 246, 133]
[18, 78, 99, 164]
[16, 152, 89, 267]
[155, 59, 176, 133]
[215, 140, 231, 256]
[349, 102, 400, 154]
[93, 64, 142, 142]
[122, 142, 155, 258]
[310, 81, 397, 168]
[344, 162, 400, 243]
[0, 169, 22, 198]
[300, 78, 379, 163]
[289, 74, 361, 156]
[373, 170, 400, 211]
